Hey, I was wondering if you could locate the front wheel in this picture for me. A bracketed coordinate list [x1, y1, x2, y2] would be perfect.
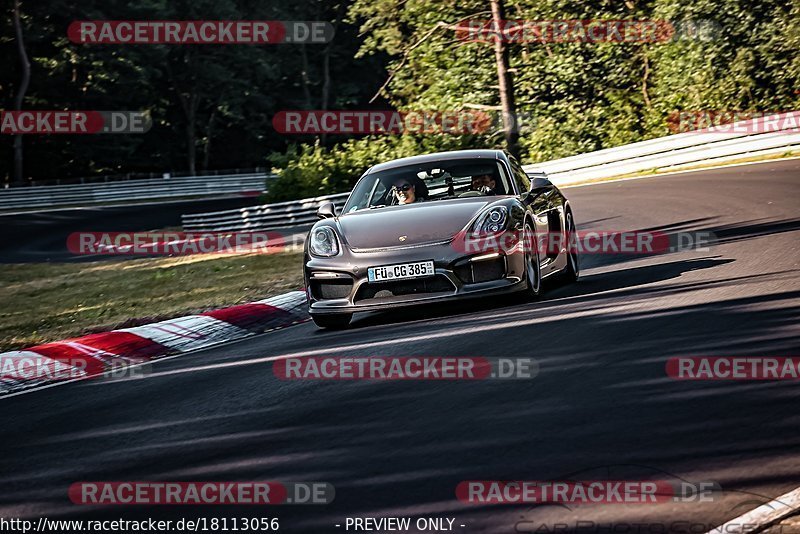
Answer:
[311, 313, 352, 329]
[523, 221, 541, 298]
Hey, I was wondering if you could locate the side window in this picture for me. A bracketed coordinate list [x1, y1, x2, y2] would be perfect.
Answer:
[496, 162, 513, 194]
[509, 157, 530, 193]
[368, 181, 387, 206]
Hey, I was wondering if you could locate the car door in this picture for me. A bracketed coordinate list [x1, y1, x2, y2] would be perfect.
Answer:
[509, 157, 554, 263]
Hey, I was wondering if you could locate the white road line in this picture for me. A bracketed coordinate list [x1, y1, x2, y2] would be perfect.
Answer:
[562, 155, 800, 189]
[705, 486, 800, 534]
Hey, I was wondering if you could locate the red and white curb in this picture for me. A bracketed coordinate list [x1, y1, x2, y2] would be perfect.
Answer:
[705, 485, 800, 534]
[0, 291, 309, 396]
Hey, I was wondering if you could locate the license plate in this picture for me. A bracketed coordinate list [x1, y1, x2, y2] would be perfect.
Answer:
[368, 260, 435, 282]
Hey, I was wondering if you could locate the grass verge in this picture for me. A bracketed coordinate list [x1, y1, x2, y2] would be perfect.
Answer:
[0, 251, 304, 352]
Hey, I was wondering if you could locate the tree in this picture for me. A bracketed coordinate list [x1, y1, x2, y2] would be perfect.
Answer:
[1, 0, 796, 185]
[490, 0, 520, 159]
[11, 0, 30, 184]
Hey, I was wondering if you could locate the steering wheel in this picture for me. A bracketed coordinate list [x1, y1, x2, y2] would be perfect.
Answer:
[458, 185, 494, 198]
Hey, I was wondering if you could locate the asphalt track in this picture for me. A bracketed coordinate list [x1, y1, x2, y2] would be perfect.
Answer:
[0, 159, 798, 532]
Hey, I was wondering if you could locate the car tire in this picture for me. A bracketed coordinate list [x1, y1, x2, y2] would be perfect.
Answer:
[556, 209, 580, 284]
[311, 313, 352, 329]
[523, 221, 541, 298]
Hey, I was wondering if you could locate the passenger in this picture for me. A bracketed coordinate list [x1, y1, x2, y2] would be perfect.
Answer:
[471, 173, 496, 194]
[392, 179, 419, 204]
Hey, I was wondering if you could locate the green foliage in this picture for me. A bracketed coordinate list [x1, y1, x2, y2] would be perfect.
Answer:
[265, 134, 483, 201]
[2, 0, 797, 197]
[1, 0, 386, 183]
[346, 0, 800, 164]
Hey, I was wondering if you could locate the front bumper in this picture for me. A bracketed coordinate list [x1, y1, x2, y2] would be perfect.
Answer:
[304, 235, 527, 315]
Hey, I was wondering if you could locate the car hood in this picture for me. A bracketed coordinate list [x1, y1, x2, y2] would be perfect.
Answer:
[337, 197, 495, 250]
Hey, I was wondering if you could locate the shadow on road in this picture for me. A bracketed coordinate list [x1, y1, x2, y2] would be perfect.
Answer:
[0, 213, 798, 530]
[347, 257, 735, 331]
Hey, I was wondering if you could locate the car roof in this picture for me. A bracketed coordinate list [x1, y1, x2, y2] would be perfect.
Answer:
[367, 149, 505, 174]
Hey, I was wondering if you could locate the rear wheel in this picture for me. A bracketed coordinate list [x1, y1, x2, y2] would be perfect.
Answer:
[558, 210, 580, 283]
[523, 221, 541, 298]
[311, 313, 352, 329]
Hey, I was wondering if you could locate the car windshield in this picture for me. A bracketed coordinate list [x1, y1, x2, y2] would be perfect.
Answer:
[342, 158, 512, 213]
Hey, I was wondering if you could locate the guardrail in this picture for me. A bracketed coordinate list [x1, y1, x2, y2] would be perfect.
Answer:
[0, 173, 272, 211]
[182, 192, 350, 233]
[525, 111, 800, 184]
[4, 167, 270, 187]
[183, 112, 799, 233]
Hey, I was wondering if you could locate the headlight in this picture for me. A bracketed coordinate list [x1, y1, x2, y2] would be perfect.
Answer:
[471, 206, 509, 235]
[309, 226, 340, 257]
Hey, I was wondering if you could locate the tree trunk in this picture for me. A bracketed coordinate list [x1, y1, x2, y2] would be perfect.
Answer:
[320, 47, 331, 146]
[641, 53, 651, 108]
[186, 116, 196, 175]
[319, 2, 346, 147]
[12, 0, 31, 185]
[181, 89, 198, 175]
[202, 107, 217, 171]
[490, 0, 520, 160]
[165, 54, 198, 174]
[299, 44, 314, 110]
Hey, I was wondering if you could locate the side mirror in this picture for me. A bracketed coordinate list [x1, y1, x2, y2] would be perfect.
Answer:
[317, 201, 336, 219]
[530, 176, 554, 192]
[522, 176, 554, 206]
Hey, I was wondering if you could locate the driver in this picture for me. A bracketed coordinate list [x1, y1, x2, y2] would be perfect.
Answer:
[471, 173, 496, 194]
[392, 179, 418, 205]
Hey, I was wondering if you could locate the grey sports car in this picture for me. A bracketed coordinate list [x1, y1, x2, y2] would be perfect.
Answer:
[303, 149, 579, 328]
